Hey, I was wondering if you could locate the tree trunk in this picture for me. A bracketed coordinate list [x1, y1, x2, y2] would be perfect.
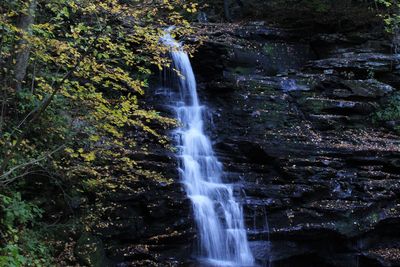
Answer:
[14, 0, 36, 91]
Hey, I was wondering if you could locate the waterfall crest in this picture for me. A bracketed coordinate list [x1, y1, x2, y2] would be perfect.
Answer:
[162, 32, 254, 267]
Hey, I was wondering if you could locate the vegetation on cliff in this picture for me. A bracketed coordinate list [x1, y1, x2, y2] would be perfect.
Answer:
[0, 0, 197, 265]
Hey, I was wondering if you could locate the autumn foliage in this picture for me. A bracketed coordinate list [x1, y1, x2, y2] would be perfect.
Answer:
[0, 0, 198, 265]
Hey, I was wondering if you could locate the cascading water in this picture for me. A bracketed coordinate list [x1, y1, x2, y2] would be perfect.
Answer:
[162, 32, 255, 266]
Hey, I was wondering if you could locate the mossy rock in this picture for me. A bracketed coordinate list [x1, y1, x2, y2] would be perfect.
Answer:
[75, 233, 110, 267]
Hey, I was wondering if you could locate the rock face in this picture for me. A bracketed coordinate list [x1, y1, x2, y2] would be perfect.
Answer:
[78, 22, 400, 267]
[190, 23, 400, 267]
[100, 179, 194, 266]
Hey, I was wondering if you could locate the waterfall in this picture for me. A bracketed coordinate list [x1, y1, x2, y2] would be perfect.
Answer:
[162, 32, 255, 266]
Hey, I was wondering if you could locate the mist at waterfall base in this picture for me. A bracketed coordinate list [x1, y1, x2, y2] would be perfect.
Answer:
[160, 33, 255, 266]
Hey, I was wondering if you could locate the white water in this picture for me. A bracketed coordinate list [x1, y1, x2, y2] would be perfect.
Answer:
[162, 32, 254, 266]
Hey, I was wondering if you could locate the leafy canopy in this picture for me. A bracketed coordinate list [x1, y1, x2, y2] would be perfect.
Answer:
[0, 0, 198, 265]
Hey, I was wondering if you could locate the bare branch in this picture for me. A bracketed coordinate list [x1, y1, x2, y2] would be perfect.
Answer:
[0, 145, 65, 186]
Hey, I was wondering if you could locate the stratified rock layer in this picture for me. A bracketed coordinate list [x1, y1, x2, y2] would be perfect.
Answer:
[191, 23, 400, 267]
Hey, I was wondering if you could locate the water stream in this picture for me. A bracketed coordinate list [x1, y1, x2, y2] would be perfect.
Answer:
[162, 33, 255, 266]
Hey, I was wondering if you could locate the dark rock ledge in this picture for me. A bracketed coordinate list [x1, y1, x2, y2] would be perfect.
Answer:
[191, 22, 400, 267]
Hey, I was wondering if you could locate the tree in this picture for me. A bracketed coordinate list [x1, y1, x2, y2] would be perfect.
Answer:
[0, 0, 197, 184]
[13, 0, 37, 91]
[377, 0, 400, 53]
[0, 0, 198, 264]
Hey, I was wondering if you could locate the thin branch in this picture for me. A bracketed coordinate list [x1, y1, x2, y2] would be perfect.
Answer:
[30, 59, 36, 93]
[0, 145, 65, 186]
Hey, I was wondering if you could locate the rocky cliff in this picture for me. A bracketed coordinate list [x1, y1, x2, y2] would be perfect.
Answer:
[189, 21, 400, 267]
[74, 17, 400, 267]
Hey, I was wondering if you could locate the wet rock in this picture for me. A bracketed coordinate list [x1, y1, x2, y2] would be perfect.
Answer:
[190, 22, 400, 267]
[94, 217, 145, 241]
[315, 78, 393, 99]
[341, 79, 393, 98]
[307, 52, 400, 75]
[249, 241, 271, 263]
[362, 248, 400, 267]
[76, 233, 110, 267]
[228, 41, 316, 75]
[300, 98, 375, 115]
[269, 240, 314, 262]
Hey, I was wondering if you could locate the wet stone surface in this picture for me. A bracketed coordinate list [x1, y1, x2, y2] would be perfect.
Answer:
[191, 22, 400, 267]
